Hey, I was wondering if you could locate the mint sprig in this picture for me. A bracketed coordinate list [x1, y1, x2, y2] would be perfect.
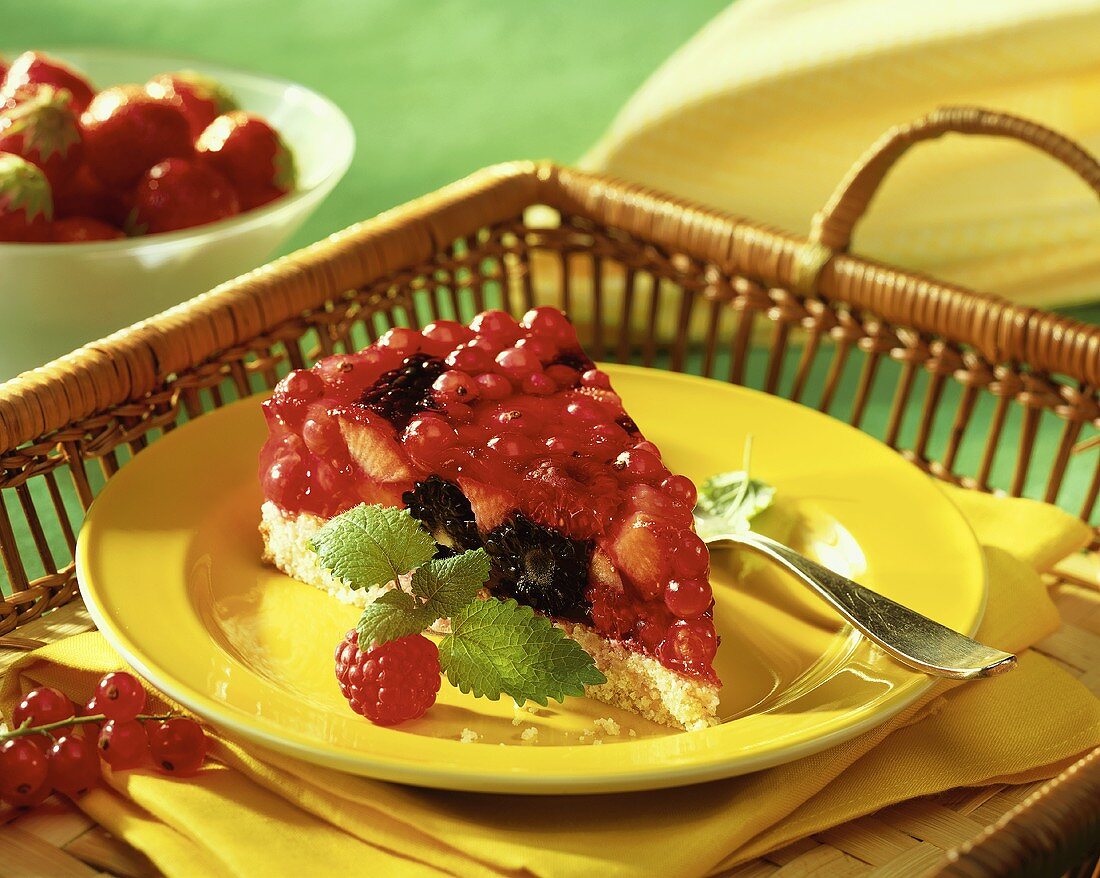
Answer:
[312, 504, 606, 706]
[411, 550, 490, 618]
[441, 599, 607, 705]
[312, 504, 436, 592]
[696, 435, 776, 535]
[355, 590, 436, 648]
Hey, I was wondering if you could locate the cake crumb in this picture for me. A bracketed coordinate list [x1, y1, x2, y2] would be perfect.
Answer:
[628, 729, 637, 738]
[592, 739, 603, 745]
[519, 726, 539, 744]
[459, 728, 480, 744]
[511, 702, 540, 726]
[592, 717, 620, 737]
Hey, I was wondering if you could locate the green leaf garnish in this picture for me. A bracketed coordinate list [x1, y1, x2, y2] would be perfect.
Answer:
[310, 505, 604, 709]
[411, 549, 490, 618]
[697, 435, 776, 534]
[355, 589, 436, 649]
[440, 599, 606, 705]
[311, 504, 436, 591]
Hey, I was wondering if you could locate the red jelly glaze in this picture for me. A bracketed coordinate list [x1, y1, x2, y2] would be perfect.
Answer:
[259, 307, 718, 684]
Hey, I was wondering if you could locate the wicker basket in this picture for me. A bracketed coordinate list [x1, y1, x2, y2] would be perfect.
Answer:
[0, 106, 1098, 876]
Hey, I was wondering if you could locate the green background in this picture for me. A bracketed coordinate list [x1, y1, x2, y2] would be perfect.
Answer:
[1, 1, 1096, 595]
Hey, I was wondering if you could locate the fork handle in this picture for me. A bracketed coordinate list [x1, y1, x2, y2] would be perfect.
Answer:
[725, 531, 1016, 679]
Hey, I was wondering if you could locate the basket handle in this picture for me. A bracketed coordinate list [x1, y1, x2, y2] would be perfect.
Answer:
[795, 106, 1100, 289]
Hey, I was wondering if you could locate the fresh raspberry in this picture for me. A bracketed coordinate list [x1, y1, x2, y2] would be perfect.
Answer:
[334, 631, 441, 726]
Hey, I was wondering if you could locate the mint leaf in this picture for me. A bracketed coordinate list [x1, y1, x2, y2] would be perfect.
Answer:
[355, 589, 436, 649]
[696, 434, 775, 536]
[439, 599, 607, 706]
[311, 504, 436, 591]
[411, 549, 490, 618]
[697, 471, 775, 534]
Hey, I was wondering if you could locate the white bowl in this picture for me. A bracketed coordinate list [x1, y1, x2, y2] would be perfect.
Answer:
[0, 48, 355, 381]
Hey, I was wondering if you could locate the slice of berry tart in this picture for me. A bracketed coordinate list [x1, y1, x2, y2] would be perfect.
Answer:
[258, 308, 720, 730]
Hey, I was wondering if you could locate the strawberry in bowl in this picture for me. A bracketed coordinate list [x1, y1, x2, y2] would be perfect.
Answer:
[0, 48, 353, 381]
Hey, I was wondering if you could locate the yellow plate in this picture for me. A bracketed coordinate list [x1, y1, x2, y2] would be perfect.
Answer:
[77, 365, 985, 794]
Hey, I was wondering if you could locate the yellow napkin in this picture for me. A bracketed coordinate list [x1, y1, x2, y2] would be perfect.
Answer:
[3, 486, 1098, 878]
[580, 0, 1100, 308]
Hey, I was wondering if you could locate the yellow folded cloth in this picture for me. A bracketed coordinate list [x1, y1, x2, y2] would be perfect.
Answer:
[2, 486, 1098, 878]
[581, 0, 1100, 308]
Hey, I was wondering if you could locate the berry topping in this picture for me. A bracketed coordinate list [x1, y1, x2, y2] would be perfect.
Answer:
[445, 343, 494, 373]
[494, 345, 541, 381]
[659, 619, 718, 676]
[612, 448, 667, 484]
[520, 306, 578, 347]
[334, 631, 441, 726]
[664, 578, 713, 619]
[431, 369, 478, 404]
[671, 531, 710, 579]
[581, 368, 611, 389]
[474, 372, 511, 400]
[549, 350, 596, 374]
[360, 353, 445, 430]
[521, 372, 556, 396]
[421, 319, 472, 353]
[402, 476, 481, 552]
[485, 513, 593, 622]
[469, 310, 521, 346]
[402, 414, 458, 468]
[661, 474, 698, 508]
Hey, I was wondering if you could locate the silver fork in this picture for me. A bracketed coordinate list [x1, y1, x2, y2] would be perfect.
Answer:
[694, 511, 1016, 679]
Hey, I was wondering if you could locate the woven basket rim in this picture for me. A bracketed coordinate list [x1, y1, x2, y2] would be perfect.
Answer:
[1, 158, 1097, 453]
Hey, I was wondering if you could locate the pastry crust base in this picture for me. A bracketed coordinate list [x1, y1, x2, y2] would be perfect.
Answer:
[259, 501, 720, 731]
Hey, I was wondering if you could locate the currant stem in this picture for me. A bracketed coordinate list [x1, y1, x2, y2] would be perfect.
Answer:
[0, 712, 178, 741]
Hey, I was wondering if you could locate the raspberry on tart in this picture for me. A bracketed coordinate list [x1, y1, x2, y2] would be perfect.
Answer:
[258, 308, 720, 730]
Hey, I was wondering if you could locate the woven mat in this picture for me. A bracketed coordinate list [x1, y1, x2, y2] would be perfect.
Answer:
[1, 559, 1097, 878]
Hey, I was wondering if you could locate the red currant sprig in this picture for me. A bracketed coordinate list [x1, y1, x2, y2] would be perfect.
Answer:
[0, 672, 210, 809]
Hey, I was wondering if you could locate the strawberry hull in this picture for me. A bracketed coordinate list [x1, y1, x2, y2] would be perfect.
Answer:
[258, 309, 719, 689]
